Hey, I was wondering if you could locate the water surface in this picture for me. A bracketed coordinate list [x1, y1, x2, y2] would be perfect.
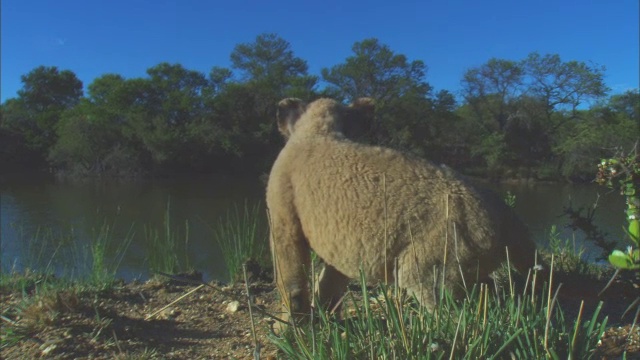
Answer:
[0, 176, 627, 282]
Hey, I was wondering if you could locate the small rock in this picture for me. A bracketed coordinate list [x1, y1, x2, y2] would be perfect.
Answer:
[226, 300, 241, 313]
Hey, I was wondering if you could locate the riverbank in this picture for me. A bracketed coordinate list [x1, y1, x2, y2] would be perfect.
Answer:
[1, 269, 638, 359]
[1, 272, 282, 359]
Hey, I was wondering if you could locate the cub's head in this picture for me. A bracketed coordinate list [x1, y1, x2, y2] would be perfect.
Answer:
[276, 97, 375, 141]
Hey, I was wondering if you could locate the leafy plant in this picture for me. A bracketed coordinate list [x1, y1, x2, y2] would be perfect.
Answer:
[596, 146, 640, 270]
[504, 190, 517, 208]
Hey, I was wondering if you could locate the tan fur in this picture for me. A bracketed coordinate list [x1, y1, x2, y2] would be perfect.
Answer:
[266, 98, 540, 325]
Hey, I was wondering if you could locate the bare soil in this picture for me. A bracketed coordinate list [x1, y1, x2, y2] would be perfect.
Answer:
[1, 271, 638, 359]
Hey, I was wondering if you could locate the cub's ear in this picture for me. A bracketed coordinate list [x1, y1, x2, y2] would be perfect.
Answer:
[277, 98, 306, 139]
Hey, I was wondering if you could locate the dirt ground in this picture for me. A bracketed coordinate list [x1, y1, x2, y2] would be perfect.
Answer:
[1, 271, 638, 359]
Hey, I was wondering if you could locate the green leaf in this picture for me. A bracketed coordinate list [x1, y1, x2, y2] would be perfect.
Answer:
[608, 250, 634, 269]
[624, 184, 636, 196]
[625, 220, 640, 245]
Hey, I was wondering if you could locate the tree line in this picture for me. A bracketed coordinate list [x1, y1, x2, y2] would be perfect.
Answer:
[1, 33, 638, 181]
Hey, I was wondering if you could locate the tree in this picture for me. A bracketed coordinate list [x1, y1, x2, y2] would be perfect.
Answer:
[209, 34, 321, 172]
[209, 66, 233, 94]
[320, 38, 437, 156]
[608, 89, 640, 133]
[18, 66, 83, 111]
[461, 59, 523, 132]
[3, 66, 83, 157]
[130, 63, 210, 169]
[230, 33, 317, 98]
[87, 74, 127, 105]
[49, 100, 122, 175]
[48, 74, 148, 176]
[554, 98, 638, 179]
[424, 90, 469, 165]
[523, 52, 608, 118]
[460, 53, 610, 175]
[0, 99, 41, 169]
[322, 38, 430, 102]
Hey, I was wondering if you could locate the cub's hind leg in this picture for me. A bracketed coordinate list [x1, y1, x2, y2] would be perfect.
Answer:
[269, 212, 312, 327]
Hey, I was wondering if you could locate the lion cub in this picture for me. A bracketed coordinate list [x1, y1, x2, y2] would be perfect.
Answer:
[267, 98, 541, 327]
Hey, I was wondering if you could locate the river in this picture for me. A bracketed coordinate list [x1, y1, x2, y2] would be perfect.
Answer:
[0, 175, 627, 282]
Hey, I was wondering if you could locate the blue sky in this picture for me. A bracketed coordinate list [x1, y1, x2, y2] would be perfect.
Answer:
[1, 0, 638, 103]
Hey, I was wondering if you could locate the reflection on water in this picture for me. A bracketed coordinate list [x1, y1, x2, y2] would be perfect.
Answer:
[498, 182, 626, 260]
[0, 176, 627, 281]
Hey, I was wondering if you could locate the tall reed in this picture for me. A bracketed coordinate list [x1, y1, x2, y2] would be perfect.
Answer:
[212, 200, 268, 283]
[88, 220, 135, 286]
[144, 200, 189, 274]
[6, 220, 133, 287]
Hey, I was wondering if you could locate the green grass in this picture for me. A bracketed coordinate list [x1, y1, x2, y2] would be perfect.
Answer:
[10, 224, 72, 276]
[4, 199, 268, 283]
[88, 220, 135, 287]
[5, 219, 134, 288]
[143, 200, 190, 274]
[270, 265, 608, 359]
[0, 271, 80, 350]
[211, 200, 269, 283]
[0, 208, 167, 355]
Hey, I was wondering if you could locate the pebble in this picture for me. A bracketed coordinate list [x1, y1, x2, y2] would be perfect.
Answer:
[226, 300, 241, 313]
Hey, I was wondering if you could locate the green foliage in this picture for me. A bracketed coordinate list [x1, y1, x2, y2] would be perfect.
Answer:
[231, 33, 316, 97]
[0, 35, 636, 181]
[321, 38, 448, 158]
[1, 66, 83, 170]
[554, 94, 639, 179]
[596, 148, 640, 270]
[0, 99, 41, 169]
[322, 38, 430, 102]
[49, 99, 128, 176]
[504, 191, 516, 208]
[461, 52, 611, 178]
[473, 132, 512, 172]
[134, 63, 211, 168]
[545, 225, 601, 275]
[17, 66, 83, 152]
[523, 52, 608, 112]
